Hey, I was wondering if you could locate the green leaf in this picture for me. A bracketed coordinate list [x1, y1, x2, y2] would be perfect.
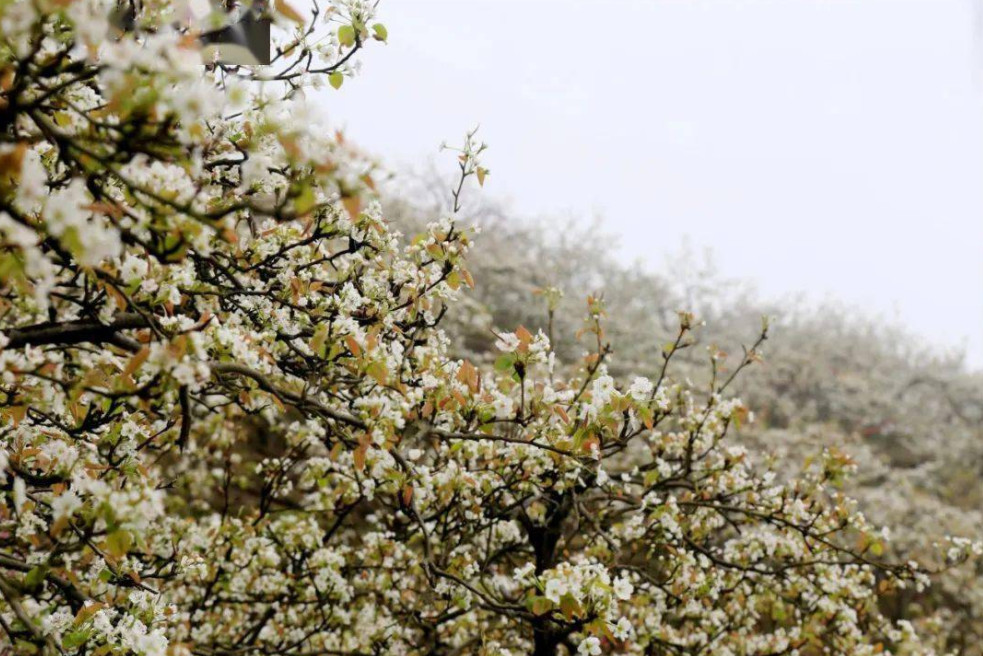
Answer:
[526, 595, 552, 616]
[372, 23, 388, 42]
[294, 184, 317, 214]
[274, 0, 305, 23]
[494, 353, 515, 374]
[559, 593, 582, 620]
[338, 25, 356, 47]
[366, 361, 388, 385]
[571, 427, 586, 451]
[586, 617, 611, 639]
[328, 72, 344, 90]
[63, 630, 90, 650]
[105, 529, 132, 559]
[23, 565, 48, 592]
[310, 324, 329, 358]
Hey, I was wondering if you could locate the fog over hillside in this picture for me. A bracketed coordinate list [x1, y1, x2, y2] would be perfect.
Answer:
[325, 0, 983, 371]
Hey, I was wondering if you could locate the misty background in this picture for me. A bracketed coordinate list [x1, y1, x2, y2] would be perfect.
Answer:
[322, 0, 983, 370]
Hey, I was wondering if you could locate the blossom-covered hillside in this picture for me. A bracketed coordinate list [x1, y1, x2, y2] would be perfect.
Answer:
[383, 182, 983, 654]
[0, 1, 979, 655]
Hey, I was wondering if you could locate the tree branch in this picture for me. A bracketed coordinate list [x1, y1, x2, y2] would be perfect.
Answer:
[3, 313, 148, 349]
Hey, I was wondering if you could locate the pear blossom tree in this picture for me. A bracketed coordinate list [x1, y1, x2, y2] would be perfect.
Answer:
[0, 1, 979, 656]
[382, 185, 983, 653]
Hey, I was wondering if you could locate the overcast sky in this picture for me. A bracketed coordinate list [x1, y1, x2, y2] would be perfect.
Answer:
[323, 0, 983, 370]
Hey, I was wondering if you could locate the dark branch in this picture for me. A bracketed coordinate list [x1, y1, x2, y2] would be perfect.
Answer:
[4, 313, 149, 349]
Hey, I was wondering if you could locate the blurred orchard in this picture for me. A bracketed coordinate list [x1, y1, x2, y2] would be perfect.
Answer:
[0, 1, 980, 656]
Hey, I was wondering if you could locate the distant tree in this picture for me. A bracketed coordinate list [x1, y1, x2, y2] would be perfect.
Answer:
[0, 2, 979, 656]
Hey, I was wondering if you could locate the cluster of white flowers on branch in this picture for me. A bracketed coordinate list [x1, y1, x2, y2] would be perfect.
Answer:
[0, 1, 979, 656]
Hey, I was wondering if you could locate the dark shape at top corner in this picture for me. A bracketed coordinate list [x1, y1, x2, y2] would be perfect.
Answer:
[109, 0, 273, 66]
[200, 1, 272, 66]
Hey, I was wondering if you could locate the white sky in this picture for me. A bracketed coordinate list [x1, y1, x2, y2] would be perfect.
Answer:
[323, 0, 983, 370]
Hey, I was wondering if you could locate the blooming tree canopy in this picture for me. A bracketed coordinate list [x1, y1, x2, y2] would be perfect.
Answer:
[0, 1, 978, 655]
